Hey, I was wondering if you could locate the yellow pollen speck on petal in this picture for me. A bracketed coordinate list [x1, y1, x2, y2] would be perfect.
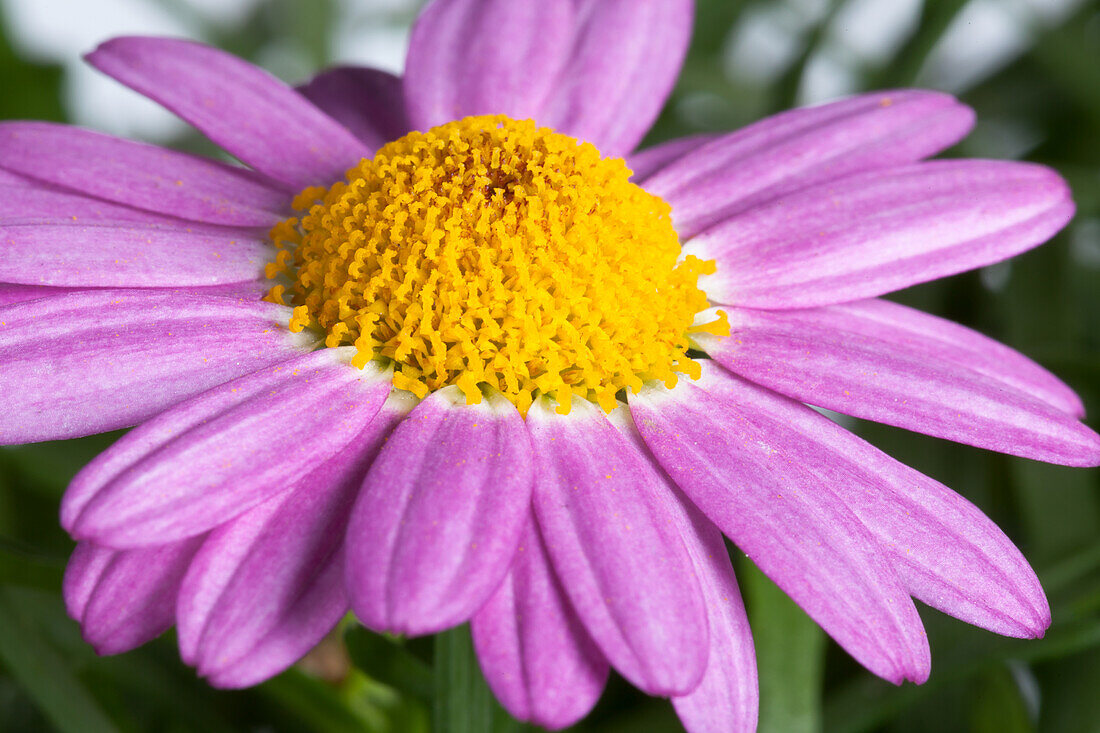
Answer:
[266, 115, 725, 415]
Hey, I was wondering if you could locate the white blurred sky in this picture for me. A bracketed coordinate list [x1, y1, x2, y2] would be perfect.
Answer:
[0, 0, 1088, 141]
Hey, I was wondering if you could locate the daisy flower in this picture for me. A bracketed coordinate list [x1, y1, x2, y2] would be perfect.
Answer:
[1, 1, 1097, 731]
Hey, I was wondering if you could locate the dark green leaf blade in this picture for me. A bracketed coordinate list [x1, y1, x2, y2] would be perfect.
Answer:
[0, 587, 118, 733]
[740, 557, 825, 733]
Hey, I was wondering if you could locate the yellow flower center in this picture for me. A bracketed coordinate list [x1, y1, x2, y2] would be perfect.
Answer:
[265, 115, 725, 415]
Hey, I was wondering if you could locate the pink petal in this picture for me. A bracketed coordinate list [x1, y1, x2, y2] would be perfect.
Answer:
[540, 0, 694, 156]
[472, 519, 609, 730]
[62, 541, 114, 622]
[687, 364, 1050, 639]
[0, 168, 33, 185]
[0, 122, 288, 225]
[670, 517, 759, 733]
[526, 397, 709, 696]
[0, 290, 312, 444]
[0, 282, 264, 308]
[810, 298, 1079, 416]
[627, 134, 718, 183]
[0, 283, 79, 307]
[630, 372, 930, 685]
[702, 304, 1100, 466]
[645, 91, 974, 239]
[688, 160, 1075, 308]
[186, 280, 270, 301]
[86, 37, 370, 189]
[297, 66, 411, 150]
[0, 183, 219, 226]
[176, 396, 404, 669]
[608, 410, 758, 733]
[65, 349, 392, 547]
[346, 389, 534, 636]
[177, 400, 406, 687]
[403, 0, 575, 130]
[63, 538, 203, 655]
[0, 222, 267, 287]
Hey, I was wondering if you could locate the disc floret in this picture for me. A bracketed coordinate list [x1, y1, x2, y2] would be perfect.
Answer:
[266, 115, 723, 414]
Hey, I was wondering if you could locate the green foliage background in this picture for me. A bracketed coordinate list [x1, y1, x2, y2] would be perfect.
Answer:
[1, 1, 1099, 731]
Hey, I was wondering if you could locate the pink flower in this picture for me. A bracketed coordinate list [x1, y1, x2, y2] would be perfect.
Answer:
[0, 1, 1096, 731]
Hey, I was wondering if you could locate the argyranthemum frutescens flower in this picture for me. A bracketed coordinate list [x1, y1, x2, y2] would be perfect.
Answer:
[1, 0, 1098, 730]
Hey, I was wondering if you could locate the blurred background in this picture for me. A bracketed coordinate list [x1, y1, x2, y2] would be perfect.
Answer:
[1, 0, 1099, 731]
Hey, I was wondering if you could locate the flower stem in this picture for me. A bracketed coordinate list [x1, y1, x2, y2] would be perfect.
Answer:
[433, 625, 522, 732]
[741, 557, 826, 733]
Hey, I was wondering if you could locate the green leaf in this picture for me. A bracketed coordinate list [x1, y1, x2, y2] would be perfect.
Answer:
[1035, 649, 1100, 732]
[969, 664, 1035, 733]
[740, 556, 825, 733]
[824, 565, 1100, 733]
[770, 0, 844, 112]
[0, 13, 65, 123]
[84, 648, 241, 733]
[433, 625, 523, 733]
[345, 625, 434, 702]
[259, 668, 380, 733]
[1011, 458, 1100, 565]
[0, 541, 65, 591]
[868, 0, 971, 88]
[0, 432, 123, 500]
[0, 587, 118, 733]
[692, 0, 749, 53]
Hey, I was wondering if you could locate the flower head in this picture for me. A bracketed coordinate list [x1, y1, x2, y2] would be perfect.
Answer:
[267, 114, 718, 413]
[0, 1, 1097, 731]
